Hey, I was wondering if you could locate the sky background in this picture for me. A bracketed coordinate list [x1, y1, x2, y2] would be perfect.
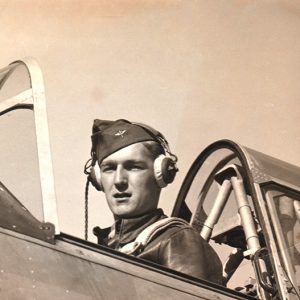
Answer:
[1, 0, 300, 253]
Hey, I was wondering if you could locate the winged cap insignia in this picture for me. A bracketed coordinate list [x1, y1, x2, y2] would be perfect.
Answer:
[115, 129, 127, 138]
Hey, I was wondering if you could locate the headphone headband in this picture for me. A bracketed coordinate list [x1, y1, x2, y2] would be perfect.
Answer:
[132, 122, 177, 162]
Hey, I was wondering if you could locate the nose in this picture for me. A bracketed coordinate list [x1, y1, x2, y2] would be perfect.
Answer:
[114, 166, 128, 191]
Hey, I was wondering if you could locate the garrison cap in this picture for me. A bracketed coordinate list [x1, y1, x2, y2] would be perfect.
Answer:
[91, 119, 158, 163]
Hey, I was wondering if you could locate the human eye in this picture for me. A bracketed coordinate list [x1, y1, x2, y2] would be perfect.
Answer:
[131, 165, 143, 171]
[100, 164, 115, 173]
[127, 162, 145, 171]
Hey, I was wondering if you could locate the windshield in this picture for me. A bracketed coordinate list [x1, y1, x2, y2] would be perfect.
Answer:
[0, 62, 44, 220]
[0, 59, 59, 232]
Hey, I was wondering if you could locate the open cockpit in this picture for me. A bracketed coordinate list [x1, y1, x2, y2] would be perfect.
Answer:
[0, 58, 299, 299]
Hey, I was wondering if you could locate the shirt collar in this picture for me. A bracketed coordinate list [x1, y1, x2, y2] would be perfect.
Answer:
[108, 208, 166, 248]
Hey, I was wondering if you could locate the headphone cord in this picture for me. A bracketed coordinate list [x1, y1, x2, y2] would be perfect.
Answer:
[84, 157, 93, 175]
[84, 178, 90, 240]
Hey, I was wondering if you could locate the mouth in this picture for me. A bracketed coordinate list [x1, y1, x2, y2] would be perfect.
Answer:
[113, 192, 131, 202]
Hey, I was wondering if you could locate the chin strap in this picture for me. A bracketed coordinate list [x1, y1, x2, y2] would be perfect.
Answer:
[119, 217, 189, 255]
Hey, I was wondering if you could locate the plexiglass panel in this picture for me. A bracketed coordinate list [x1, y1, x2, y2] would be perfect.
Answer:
[265, 189, 300, 291]
[0, 63, 31, 102]
[0, 61, 44, 221]
[0, 109, 43, 220]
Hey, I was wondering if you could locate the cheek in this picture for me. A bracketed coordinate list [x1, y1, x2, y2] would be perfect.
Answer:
[100, 175, 113, 190]
[133, 176, 158, 198]
[132, 172, 156, 188]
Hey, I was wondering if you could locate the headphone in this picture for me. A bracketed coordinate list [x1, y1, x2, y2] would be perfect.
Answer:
[84, 123, 178, 191]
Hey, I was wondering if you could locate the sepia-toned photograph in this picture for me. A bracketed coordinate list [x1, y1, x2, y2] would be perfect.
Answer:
[0, 1, 299, 299]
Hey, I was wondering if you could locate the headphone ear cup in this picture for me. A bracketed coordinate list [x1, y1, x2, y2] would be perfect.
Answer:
[89, 163, 103, 191]
[154, 155, 177, 188]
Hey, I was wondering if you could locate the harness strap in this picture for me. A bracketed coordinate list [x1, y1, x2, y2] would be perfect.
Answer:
[119, 217, 189, 255]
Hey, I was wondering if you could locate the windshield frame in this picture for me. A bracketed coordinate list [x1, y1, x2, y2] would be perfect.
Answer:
[0, 57, 59, 234]
[262, 184, 300, 295]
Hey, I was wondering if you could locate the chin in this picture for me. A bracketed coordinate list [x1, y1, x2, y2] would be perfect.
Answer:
[113, 209, 135, 218]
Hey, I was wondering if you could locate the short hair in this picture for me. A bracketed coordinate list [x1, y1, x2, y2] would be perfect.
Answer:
[141, 141, 165, 160]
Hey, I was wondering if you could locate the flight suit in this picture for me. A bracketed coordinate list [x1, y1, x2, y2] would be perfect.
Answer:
[94, 208, 223, 285]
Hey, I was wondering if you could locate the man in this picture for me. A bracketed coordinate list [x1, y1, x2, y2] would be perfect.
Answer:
[87, 119, 222, 285]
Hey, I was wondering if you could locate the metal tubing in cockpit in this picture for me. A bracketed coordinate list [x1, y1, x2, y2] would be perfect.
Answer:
[231, 177, 261, 255]
[200, 179, 232, 241]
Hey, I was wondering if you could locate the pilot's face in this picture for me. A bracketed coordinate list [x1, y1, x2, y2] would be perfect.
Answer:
[100, 143, 161, 218]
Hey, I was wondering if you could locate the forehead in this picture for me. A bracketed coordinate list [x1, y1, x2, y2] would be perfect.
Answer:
[100, 142, 153, 164]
